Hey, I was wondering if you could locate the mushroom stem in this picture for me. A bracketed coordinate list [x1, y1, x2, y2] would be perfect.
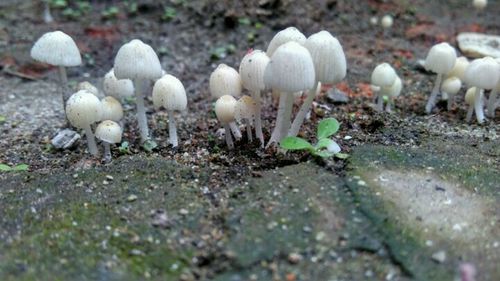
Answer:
[376, 92, 384, 112]
[447, 93, 454, 111]
[474, 88, 485, 123]
[229, 122, 242, 139]
[487, 89, 498, 118]
[245, 119, 253, 142]
[134, 79, 150, 142]
[267, 91, 286, 148]
[251, 90, 264, 146]
[466, 104, 474, 123]
[425, 74, 443, 114]
[385, 99, 393, 113]
[223, 123, 234, 149]
[58, 66, 69, 108]
[167, 109, 178, 148]
[289, 82, 321, 137]
[43, 1, 54, 23]
[103, 142, 112, 163]
[278, 92, 295, 142]
[83, 124, 98, 156]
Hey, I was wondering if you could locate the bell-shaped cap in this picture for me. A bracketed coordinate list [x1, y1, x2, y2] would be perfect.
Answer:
[304, 30, 346, 84]
[371, 63, 397, 87]
[446, 56, 469, 80]
[77, 81, 99, 96]
[152, 74, 187, 111]
[264, 41, 315, 93]
[215, 95, 237, 124]
[235, 95, 257, 123]
[239, 50, 270, 92]
[66, 90, 103, 128]
[209, 64, 242, 99]
[95, 120, 122, 144]
[380, 76, 403, 98]
[441, 77, 462, 95]
[464, 57, 500, 90]
[31, 30, 82, 67]
[266, 27, 306, 57]
[103, 68, 134, 99]
[113, 39, 162, 80]
[101, 96, 124, 122]
[424, 42, 457, 74]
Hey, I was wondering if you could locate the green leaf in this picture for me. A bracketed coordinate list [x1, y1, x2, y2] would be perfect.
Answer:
[0, 115, 6, 123]
[317, 118, 340, 139]
[13, 164, 29, 171]
[0, 164, 12, 171]
[334, 153, 349, 159]
[280, 137, 313, 151]
[312, 150, 335, 158]
[142, 140, 158, 152]
[119, 141, 131, 155]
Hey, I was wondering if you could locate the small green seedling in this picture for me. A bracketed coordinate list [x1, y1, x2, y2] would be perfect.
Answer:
[0, 163, 29, 172]
[280, 118, 348, 159]
[118, 141, 131, 155]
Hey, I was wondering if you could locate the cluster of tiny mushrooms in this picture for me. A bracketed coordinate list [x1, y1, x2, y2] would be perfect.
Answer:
[31, 19, 498, 160]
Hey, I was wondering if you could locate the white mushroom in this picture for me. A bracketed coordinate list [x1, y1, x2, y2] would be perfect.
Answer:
[77, 81, 99, 96]
[101, 96, 124, 122]
[290, 30, 346, 137]
[465, 87, 483, 123]
[103, 68, 134, 101]
[31, 30, 82, 114]
[215, 95, 237, 149]
[152, 74, 187, 148]
[441, 77, 462, 111]
[424, 42, 457, 113]
[113, 39, 162, 143]
[66, 90, 103, 156]
[486, 58, 500, 118]
[380, 76, 403, 113]
[239, 50, 269, 146]
[235, 95, 258, 142]
[371, 63, 397, 111]
[266, 27, 307, 57]
[264, 41, 315, 147]
[95, 120, 122, 162]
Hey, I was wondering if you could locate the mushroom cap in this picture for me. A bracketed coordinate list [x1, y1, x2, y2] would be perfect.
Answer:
[304, 30, 346, 84]
[152, 74, 187, 111]
[441, 77, 462, 95]
[101, 96, 124, 122]
[66, 90, 103, 128]
[31, 30, 82, 67]
[380, 76, 403, 98]
[77, 81, 99, 96]
[209, 64, 242, 99]
[239, 50, 270, 92]
[113, 39, 162, 81]
[235, 95, 257, 123]
[381, 15, 393, 29]
[215, 95, 237, 124]
[464, 57, 500, 90]
[103, 68, 134, 99]
[264, 41, 316, 93]
[473, 0, 487, 10]
[446, 56, 469, 80]
[371, 63, 397, 87]
[424, 42, 457, 74]
[95, 120, 122, 144]
[465, 87, 480, 105]
[266, 26, 307, 57]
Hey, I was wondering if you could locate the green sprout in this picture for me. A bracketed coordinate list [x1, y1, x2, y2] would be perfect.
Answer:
[118, 141, 131, 155]
[102, 6, 119, 19]
[161, 7, 177, 22]
[280, 118, 348, 159]
[0, 163, 29, 172]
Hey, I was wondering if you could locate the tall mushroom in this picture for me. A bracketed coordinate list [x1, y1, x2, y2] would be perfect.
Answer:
[113, 39, 162, 144]
[264, 41, 315, 147]
[152, 74, 187, 148]
[103, 68, 135, 101]
[209, 64, 242, 139]
[464, 57, 500, 123]
[31, 30, 82, 114]
[215, 95, 238, 149]
[371, 63, 397, 112]
[66, 90, 103, 156]
[289, 30, 346, 137]
[239, 50, 269, 146]
[424, 42, 457, 114]
[95, 120, 122, 162]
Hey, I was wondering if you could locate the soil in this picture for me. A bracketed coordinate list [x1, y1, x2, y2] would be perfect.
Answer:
[0, 0, 499, 280]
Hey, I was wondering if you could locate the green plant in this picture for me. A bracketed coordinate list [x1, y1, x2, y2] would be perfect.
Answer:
[161, 7, 177, 22]
[0, 163, 29, 172]
[102, 6, 119, 19]
[0, 115, 6, 124]
[118, 141, 131, 155]
[280, 118, 348, 159]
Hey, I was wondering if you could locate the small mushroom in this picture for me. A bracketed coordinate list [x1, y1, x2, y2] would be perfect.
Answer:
[371, 63, 397, 111]
[31, 30, 82, 115]
[424, 42, 457, 113]
[209, 64, 242, 139]
[114, 39, 162, 143]
[95, 120, 122, 162]
[441, 77, 462, 111]
[235, 96, 258, 142]
[66, 90, 103, 156]
[465, 87, 483, 123]
[77, 81, 99, 96]
[486, 58, 500, 118]
[103, 68, 134, 101]
[464, 57, 500, 123]
[473, 0, 487, 11]
[380, 76, 403, 113]
[215, 95, 237, 149]
[101, 96, 124, 122]
[152, 74, 187, 148]
[264, 41, 315, 147]
[446, 56, 469, 81]
[239, 50, 270, 146]
[290, 30, 346, 137]
[266, 27, 307, 57]
[381, 15, 393, 29]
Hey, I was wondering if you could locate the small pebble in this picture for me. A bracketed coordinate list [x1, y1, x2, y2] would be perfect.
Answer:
[127, 194, 138, 202]
[179, 208, 189, 215]
[431, 250, 446, 263]
[287, 253, 302, 264]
